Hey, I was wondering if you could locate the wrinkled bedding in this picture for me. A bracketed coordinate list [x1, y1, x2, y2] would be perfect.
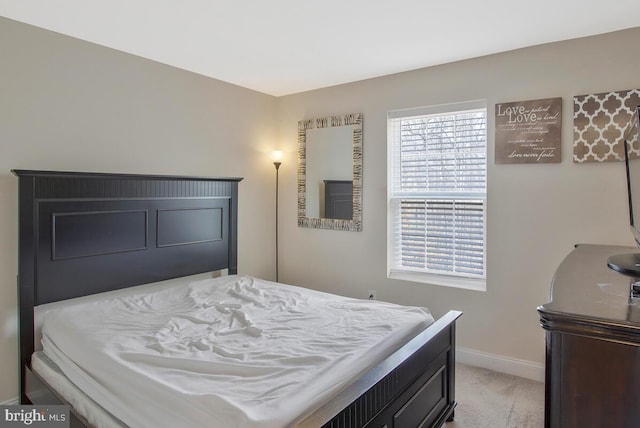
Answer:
[41, 275, 434, 428]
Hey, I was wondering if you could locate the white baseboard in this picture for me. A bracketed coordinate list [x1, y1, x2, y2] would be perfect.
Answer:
[456, 347, 545, 382]
[1, 397, 19, 405]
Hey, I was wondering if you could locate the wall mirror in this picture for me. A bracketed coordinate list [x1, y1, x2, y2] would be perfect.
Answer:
[298, 113, 363, 231]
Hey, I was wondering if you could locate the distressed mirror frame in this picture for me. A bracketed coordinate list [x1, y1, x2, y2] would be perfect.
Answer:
[298, 113, 363, 231]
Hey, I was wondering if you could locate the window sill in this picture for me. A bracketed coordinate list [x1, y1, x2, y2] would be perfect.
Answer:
[388, 269, 486, 292]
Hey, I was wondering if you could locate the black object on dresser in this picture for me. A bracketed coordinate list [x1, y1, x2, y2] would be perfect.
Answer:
[538, 244, 640, 428]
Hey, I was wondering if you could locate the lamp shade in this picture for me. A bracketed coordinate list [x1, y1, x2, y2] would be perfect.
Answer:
[271, 150, 283, 162]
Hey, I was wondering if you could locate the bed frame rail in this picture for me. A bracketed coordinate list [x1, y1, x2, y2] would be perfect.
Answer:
[300, 310, 462, 428]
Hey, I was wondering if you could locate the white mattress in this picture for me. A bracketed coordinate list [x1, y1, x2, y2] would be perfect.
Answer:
[32, 352, 127, 428]
[39, 275, 434, 428]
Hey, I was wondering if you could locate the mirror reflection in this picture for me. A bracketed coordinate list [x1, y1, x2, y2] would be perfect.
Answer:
[298, 113, 363, 231]
[306, 125, 353, 219]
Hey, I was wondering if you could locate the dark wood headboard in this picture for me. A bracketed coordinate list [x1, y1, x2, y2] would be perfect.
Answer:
[13, 170, 242, 402]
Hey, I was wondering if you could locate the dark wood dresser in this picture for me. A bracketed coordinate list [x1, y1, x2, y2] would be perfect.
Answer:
[538, 244, 640, 428]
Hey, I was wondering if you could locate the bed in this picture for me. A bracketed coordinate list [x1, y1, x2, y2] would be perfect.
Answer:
[14, 169, 462, 428]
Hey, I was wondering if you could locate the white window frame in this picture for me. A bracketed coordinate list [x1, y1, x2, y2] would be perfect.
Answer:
[387, 100, 487, 292]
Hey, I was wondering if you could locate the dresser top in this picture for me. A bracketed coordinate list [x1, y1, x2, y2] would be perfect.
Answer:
[539, 244, 640, 338]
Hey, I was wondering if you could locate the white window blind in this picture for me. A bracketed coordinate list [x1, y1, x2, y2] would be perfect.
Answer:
[388, 102, 487, 285]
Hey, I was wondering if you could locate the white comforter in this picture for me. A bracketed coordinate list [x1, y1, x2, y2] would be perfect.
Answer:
[41, 275, 433, 428]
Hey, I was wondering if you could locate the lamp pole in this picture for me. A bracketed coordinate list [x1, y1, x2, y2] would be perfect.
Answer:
[274, 160, 281, 282]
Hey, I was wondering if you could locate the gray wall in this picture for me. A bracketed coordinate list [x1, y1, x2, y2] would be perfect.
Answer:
[276, 27, 640, 376]
[1, 15, 639, 402]
[0, 17, 278, 402]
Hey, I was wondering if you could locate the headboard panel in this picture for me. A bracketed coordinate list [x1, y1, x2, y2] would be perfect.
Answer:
[13, 170, 242, 401]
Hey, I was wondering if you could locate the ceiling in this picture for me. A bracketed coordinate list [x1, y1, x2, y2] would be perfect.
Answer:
[1, 1, 638, 96]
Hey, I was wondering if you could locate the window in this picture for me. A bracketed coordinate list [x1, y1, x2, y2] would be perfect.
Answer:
[387, 101, 487, 291]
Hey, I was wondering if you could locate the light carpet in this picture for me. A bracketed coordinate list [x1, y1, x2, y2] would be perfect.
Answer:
[445, 364, 544, 428]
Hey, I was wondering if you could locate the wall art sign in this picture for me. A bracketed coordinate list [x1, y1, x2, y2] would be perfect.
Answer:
[573, 89, 640, 163]
[495, 97, 562, 164]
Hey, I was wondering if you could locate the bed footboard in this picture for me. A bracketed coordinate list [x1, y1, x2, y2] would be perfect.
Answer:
[300, 310, 462, 428]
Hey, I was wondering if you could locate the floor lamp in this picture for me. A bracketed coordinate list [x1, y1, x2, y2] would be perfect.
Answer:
[271, 151, 283, 282]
